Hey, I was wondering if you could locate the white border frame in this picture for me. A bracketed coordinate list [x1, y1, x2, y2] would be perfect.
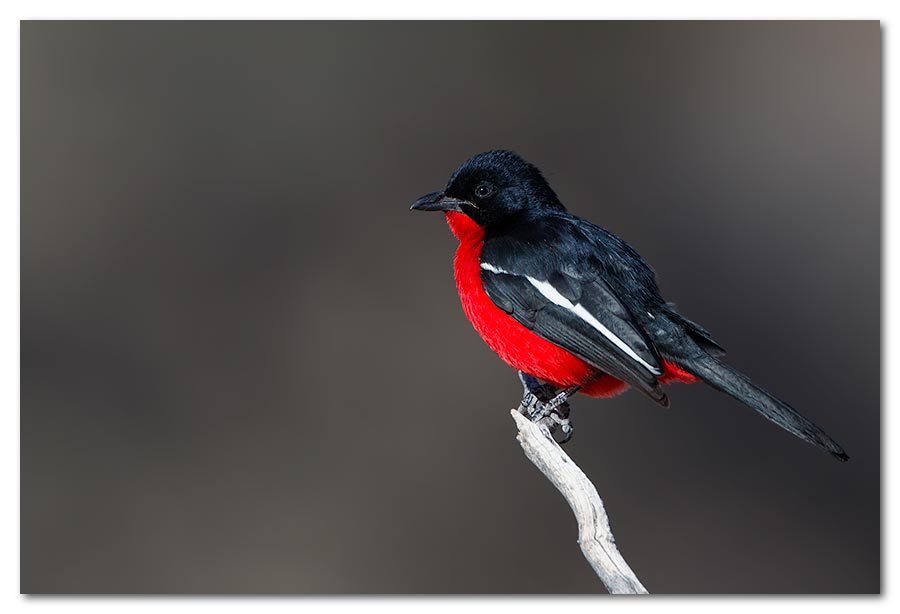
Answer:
[3, 2, 893, 612]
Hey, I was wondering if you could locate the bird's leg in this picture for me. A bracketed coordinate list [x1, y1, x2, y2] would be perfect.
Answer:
[517, 372, 576, 444]
[545, 385, 580, 412]
[517, 371, 544, 416]
[517, 371, 557, 417]
[543, 385, 578, 444]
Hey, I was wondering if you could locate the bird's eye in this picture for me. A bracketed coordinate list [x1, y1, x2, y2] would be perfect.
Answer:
[474, 183, 494, 199]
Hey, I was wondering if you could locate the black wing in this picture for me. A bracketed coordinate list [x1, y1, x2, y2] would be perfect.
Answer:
[479, 258, 669, 406]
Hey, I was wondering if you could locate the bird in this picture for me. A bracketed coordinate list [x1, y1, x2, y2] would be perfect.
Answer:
[410, 149, 848, 461]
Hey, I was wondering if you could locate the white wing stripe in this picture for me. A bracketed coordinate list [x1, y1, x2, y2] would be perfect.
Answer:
[480, 261, 661, 375]
[480, 262, 511, 275]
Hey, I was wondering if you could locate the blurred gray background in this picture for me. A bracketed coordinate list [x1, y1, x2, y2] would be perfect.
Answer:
[21, 21, 880, 594]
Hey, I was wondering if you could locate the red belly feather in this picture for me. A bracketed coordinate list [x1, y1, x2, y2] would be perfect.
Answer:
[444, 212, 695, 398]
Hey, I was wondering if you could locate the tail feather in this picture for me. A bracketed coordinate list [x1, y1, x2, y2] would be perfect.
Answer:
[682, 355, 849, 461]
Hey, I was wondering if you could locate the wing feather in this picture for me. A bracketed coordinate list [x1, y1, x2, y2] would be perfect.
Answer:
[480, 264, 668, 405]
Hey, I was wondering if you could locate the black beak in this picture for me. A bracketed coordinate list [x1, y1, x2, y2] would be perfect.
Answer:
[409, 191, 469, 212]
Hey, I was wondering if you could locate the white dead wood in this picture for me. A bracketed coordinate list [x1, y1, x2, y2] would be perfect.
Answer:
[510, 409, 648, 594]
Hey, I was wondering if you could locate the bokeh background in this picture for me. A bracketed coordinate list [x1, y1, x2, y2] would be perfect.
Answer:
[21, 21, 880, 594]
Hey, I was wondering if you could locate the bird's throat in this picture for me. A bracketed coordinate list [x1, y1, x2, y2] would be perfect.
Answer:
[445, 211, 484, 245]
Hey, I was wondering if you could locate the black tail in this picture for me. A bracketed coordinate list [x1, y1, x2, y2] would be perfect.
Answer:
[682, 354, 848, 461]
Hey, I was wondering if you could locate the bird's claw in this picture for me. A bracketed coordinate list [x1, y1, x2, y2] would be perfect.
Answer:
[517, 373, 575, 444]
[518, 397, 573, 444]
[549, 411, 574, 444]
[520, 391, 550, 420]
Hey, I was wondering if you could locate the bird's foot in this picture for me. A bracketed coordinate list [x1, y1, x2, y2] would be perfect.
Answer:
[517, 372, 577, 444]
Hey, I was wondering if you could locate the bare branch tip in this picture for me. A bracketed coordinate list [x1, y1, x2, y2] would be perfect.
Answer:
[509, 407, 647, 594]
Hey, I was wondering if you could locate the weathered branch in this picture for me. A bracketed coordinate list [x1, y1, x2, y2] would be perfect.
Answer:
[511, 409, 648, 594]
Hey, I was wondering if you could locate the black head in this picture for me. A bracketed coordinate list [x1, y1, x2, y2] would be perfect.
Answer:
[410, 150, 565, 227]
